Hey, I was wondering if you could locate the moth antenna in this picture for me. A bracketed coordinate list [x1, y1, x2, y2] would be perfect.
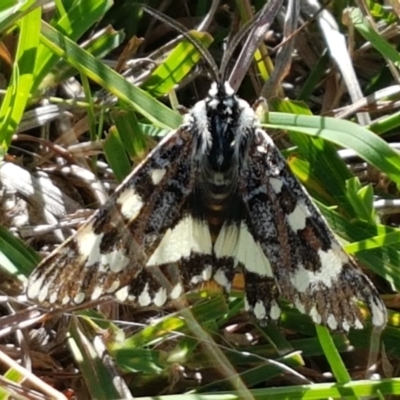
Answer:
[219, 8, 266, 81]
[220, 1, 282, 84]
[140, 3, 220, 83]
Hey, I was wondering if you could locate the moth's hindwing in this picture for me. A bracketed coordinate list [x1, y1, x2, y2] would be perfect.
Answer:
[239, 128, 387, 331]
[27, 127, 215, 308]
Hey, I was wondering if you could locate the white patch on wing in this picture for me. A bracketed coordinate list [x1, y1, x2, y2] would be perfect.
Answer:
[354, 319, 364, 330]
[269, 177, 283, 193]
[215, 222, 273, 278]
[253, 300, 266, 319]
[108, 251, 130, 273]
[115, 286, 129, 302]
[49, 291, 58, 305]
[294, 299, 305, 314]
[91, 286, 103, 301]
[286, 201, 310, 232]
[309, 306, 321, 324]
[146, 217, 212, 266]
[327, 314, 338, 330]
[74, 292, 85, 304]
[170, 283, 183, 299]
[153, 287, 167, 306]
[342, 320, 350, 332]
[214, 223, 239, 258]
[117, 188, 144, 220]
[190, 264, 213, 285]
[370, 300, 387, 327]
[237, 225, 273, 277]
[62, 295, 70, 305]
[37, 285, 48, 303]
[138, 283, 151, 306]
[106, 280, 121, 293]
[202, 264, 212, 281]
[77, 224, 101, 259]
[150, 169, 166, 185]
[244, 296, 250, 311]
[213, 268, 231, 291]
[26, 274, 46, 300]
[289, 247, 345, 292]
[270, 301, 281, 320]
[80, 226, 130, 272]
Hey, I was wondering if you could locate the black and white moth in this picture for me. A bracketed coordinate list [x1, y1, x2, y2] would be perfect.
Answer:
[27, 6, 387, 333]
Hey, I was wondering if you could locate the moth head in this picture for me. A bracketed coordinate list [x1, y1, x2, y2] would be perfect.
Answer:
[188, 81, 257, 171]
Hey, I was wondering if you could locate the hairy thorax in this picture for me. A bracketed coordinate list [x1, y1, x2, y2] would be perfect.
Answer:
[190, 86, 245, 239]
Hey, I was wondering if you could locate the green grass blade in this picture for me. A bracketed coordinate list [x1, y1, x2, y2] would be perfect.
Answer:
[141, 31, 213, 97]
[268, 99, 356, 216]
[39, 21, 182, 129]
[315, 326, 352, 386]
[68, 317, 129, 400]
[0, 226, 40, 279]
[345, 230, 400, 253]
[350, 8, 400, 69]
[0, 0, 46, 32]
[33, 0, 113, 90]
[265, 112, 400, 186]
[104, 125, 132, 182]
[0, 6, 41, 156]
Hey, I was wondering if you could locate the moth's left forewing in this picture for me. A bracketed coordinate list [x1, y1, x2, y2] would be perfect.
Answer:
[239, 128, 387, 331]
[27, 126, 204, 308]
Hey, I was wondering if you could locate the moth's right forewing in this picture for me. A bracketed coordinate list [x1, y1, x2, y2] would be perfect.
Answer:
[238, 128, 387, 331]
[27, 127, 196, 308]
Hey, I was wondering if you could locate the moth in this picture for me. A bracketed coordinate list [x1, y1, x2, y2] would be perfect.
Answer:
[27, 5, 387, 332]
